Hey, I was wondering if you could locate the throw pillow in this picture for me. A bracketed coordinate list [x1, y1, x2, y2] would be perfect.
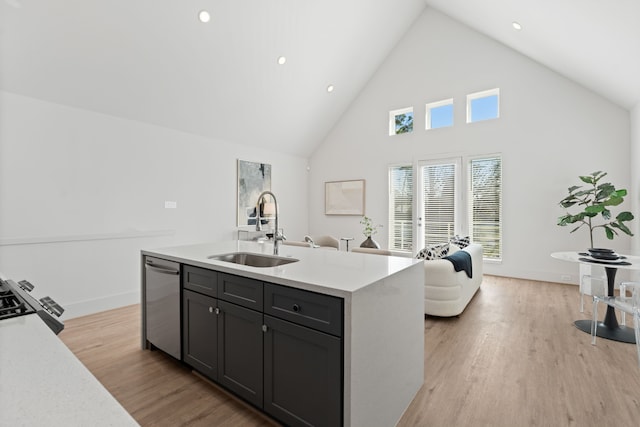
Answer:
[416, 243, 450, 260]
[450, 235, 470, 249]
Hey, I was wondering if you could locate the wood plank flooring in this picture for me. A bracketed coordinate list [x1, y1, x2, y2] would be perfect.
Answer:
[59, 275, 640, 426]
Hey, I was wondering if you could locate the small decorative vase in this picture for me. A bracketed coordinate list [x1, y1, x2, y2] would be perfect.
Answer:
[360, 236, 380, 249]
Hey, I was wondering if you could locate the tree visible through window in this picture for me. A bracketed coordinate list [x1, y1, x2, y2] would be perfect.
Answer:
[469, 156, 502, 260]
[389, 107, 414, 135]
[389, 165, 413, 251]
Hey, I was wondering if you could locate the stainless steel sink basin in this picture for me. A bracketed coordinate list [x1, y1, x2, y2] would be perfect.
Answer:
[207, 252, 299, 268]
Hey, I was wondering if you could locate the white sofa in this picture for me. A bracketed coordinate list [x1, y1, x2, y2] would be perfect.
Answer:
[423, 243, 483, 317]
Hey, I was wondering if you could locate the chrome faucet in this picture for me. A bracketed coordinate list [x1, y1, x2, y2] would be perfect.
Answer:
[255, 190, 284, 255]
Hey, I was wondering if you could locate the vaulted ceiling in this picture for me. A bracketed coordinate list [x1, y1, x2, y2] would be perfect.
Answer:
[1, 1, 638, 157]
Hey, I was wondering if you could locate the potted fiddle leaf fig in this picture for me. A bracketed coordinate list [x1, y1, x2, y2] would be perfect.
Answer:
[557, 171, 634, 249]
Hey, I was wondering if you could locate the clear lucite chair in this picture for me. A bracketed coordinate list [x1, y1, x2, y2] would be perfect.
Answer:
[579, 263, 605, 313]
[591, 281, 640, 368]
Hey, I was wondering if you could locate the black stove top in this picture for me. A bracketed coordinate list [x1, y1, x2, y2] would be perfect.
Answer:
[0, 278, 64, 334]
[0, 279, 36, 320]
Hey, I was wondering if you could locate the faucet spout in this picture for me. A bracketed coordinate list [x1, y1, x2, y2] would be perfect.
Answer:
[255, 190, 282, 255]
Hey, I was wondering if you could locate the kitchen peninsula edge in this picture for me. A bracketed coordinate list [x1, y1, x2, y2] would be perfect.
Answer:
[141, 240, 425, 427]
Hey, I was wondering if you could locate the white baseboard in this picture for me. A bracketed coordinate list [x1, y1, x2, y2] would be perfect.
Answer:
[62, 290, 139, 320]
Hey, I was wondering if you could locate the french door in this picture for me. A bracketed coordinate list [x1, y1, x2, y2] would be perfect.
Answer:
[415, 158, 462, 251]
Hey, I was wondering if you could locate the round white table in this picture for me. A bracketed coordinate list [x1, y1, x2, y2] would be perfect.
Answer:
[551, 251, 640, 344]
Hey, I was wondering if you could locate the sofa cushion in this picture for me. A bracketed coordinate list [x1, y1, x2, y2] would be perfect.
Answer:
[416, 243, 449, 260]
[450, 235, 470, 249]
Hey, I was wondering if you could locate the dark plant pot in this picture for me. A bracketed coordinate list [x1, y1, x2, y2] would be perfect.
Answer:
[360, 236, 380, 249]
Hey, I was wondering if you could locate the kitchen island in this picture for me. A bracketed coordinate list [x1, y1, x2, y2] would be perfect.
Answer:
[141, 240, 424, 427]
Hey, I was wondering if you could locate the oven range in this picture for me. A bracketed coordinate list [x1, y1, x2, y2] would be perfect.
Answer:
[0, 277, 64, 334]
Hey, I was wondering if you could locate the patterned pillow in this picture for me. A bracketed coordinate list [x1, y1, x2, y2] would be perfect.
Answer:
[450, 235, 470, 249]
[416, 243, 450, 260]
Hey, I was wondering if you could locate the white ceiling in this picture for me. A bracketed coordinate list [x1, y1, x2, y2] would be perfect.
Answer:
[1, 1, 639, 157]
[423, 0, 640, 111]
[0, 0, 425, 157]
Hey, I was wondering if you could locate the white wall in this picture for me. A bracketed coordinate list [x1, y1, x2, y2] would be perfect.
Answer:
[631, 103, 640, 253]
[308, 8, 631, 284]
[0, 91, 309, 318]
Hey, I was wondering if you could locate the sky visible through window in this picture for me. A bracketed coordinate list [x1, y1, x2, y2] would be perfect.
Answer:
[430, 104, 454, 129]
[470, 95, 498, 122]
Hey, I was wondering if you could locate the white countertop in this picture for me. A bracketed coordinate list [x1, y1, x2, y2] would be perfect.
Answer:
[142, 240, 421, 298]
[0, 314, 138, 426]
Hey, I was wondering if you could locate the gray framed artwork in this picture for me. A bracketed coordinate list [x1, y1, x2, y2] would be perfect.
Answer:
[325, 179, 365, 215]
[237, 160, 272, 226]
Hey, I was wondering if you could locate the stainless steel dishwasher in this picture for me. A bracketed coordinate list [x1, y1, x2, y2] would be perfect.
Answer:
[144, 256, 181, 359]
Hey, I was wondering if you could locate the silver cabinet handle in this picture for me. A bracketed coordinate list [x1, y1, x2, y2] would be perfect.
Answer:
[209, 307, 213, 313]
[262, 324, 268, 333]
[215, 307, 220, 315]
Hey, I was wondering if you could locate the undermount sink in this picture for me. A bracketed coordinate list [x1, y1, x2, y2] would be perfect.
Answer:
[207, 252, 299, 268]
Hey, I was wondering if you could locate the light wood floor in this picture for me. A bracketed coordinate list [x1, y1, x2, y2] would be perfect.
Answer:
[59, 275, 640, 426]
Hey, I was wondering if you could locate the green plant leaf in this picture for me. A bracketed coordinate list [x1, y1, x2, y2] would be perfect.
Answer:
[560, 200, 577, 208]
[574, 189, 593, 197]
[579, 175, 594, 184]
[617, 211, 634, 221]
[612, 221, 633, 236]
[601, 208, 611, 220]
[605, 226, 615, 239]
[604, 195, 623, 206]
[567, 185, 582, 193]
[585, 205, 604, 213]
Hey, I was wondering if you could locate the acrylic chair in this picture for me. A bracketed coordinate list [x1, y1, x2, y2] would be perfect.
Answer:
[579, 263, 605, 313]
[591, 281, 640, 369]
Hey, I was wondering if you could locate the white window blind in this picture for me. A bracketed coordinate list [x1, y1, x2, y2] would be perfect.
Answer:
[388, 165, 413, 251]
[422, 163, 456, 245]
[469, 156, 502, 260]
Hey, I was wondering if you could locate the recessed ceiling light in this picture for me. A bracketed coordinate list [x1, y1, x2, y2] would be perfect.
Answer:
[512, 21, 522, 31]
[198, 10, 211, 23]
[277, 56, 287, 65]
[327, 85, 334, 93]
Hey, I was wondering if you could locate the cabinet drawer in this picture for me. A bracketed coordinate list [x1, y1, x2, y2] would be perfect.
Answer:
[264, 284, 343, 337]
[218, 273, 263, 311]
[183, 265, 218, 297]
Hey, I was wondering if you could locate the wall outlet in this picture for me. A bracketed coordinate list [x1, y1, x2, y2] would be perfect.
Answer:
[561, 274, 572, 282]
[164, 201, 177, 209]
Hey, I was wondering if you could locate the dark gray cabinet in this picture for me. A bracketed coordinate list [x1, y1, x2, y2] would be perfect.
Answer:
[217, 300, 263, 407]
[183, 289, 218, 380]
[181, 265, 344, 426]
[264, 314, 342, 427]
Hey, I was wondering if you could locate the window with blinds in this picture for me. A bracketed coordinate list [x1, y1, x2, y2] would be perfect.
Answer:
[422, 162, 457, 245]
[388, 165, 413, 251]
[469, 156, 502, 260]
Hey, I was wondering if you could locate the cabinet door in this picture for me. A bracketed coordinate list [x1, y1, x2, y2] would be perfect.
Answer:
[264, 315, 342, 427]
[217, 300, 264, 408]
[183, 289, 219, 380]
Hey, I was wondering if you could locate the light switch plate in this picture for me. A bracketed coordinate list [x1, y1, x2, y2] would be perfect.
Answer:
[164, 201, 177, 209]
